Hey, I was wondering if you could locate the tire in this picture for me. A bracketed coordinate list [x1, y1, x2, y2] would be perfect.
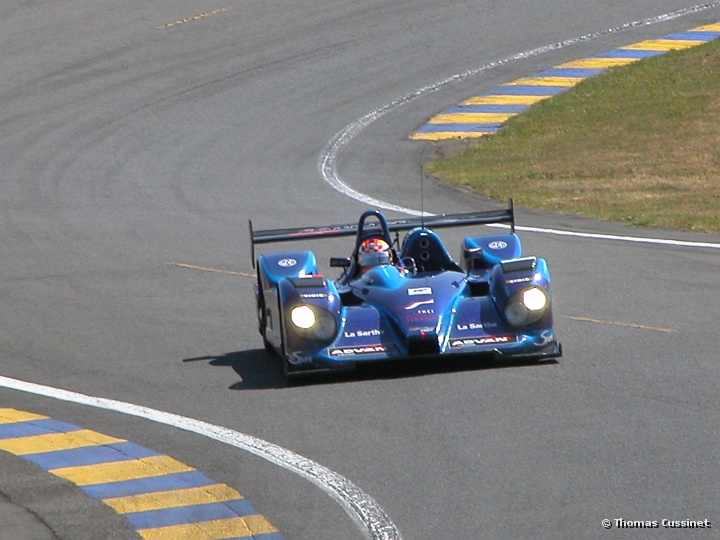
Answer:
[256, 286, 275, 354]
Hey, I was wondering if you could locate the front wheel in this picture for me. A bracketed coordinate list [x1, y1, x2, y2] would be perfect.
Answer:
[257, 290, 272, 351]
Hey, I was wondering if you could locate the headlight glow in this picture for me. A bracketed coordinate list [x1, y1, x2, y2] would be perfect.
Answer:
[290, 304, 338, 341]
[504, 287, 549, 327]
[522, 287, 547, 311]
[291, 305, 316, 329]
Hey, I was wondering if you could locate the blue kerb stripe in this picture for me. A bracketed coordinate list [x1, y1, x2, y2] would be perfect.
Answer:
[484, 85, 569, 96]
[665, 31, 720, 40]
[416, 124, 501, 133]
[0, 419, 81, 439]
[81, 470, 217, 499]
[126, 499, 258, 529]
[411, 20, 720, 141]
[0, 409, 288, 539]
[24, 442, 161, 470]
[444, 104, 529, 114]
[535, 67, 604, 78]
[598, 49, 663, 59]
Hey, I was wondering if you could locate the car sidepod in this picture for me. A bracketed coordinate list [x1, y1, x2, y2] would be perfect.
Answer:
[490, 256, 560, 359]
[447, 233, 561, 360]
[276, 276, 347, 375]
[256, 251, 319, 355]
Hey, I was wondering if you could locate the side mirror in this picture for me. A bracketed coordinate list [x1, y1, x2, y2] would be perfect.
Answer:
[330, 257, 352, 269]
[464, 247, 484, 270]
[400, 256, 416, 274]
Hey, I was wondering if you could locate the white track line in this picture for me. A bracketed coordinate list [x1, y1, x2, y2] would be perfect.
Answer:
[0, 375, 401, 540]
[318, 2, 720, 251]
[490, 223, 720, 249]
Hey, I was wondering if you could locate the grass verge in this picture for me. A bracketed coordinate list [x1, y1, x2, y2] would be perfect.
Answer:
[425, 38, 720, 233]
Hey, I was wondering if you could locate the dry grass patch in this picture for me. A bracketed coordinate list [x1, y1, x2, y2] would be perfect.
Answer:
[426, 38, 720, 233]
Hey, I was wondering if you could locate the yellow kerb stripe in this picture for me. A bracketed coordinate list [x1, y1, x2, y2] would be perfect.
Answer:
[137, 515, 279, 540]
[0, 429, 124, 455]
[104, 484, 244, 514]
[50, 455, 194, 486]
[461, 95, 550, 105]
[410, 132, 493, 141]
[692, 23, 720, 32]
[557, 57, 640, 69]
[0, 408, 49, 424]
[505, 77, 583, 87]
[620, 39, 707, 51]
[429, 112, 518, 124]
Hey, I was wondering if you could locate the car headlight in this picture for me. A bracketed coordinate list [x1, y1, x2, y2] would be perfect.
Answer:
[291, 305, 316, 329]
[290, 305, 337, 341]
[522, 287, 547, 311]
[504, 287, 548, 327]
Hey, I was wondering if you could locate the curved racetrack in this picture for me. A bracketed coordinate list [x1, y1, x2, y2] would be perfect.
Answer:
[2, 1, 720, 538]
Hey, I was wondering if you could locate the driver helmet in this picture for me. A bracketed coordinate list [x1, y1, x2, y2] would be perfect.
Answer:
[358, 238, 391, 268]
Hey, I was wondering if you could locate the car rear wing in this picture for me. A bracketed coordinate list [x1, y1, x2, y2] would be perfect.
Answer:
[249, 200, 515, 266]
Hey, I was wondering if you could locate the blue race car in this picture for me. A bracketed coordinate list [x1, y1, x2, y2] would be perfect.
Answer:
[250, 201, 561, 378]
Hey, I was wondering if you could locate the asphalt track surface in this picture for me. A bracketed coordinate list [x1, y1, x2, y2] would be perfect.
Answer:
[2, 1, 720, 539]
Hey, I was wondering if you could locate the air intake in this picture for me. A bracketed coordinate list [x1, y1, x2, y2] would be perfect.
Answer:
[407, 336, 440, 356]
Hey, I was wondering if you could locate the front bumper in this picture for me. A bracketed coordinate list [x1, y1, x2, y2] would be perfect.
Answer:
[282, 331, 562, 377]
[493, 340, 562, 361]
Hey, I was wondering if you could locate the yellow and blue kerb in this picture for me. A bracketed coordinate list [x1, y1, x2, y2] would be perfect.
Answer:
[0, 408, 285, 540]
[411, 22, 720, 141]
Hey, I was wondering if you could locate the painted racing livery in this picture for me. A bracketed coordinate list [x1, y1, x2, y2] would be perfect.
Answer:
[250, 201, 562, 378]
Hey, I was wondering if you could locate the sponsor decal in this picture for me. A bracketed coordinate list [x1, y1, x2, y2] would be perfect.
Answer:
[506, 277, 532, 284]
[408, 326, 435, 333]
[488, 241, 508, 250]
[450, 335, 516, 348]
[288, 352, 314, 365]
[404, 299, 435, 310]
[406, 311, 435, 323]
[408, 287, 432, 296]
[278, 258, 297, 267]
[300, 292, 328, 299]
[329, 345, 389, 357]
[344, 329, 383, 338]
[536, 330, 555, 347]
[290, 225, 353, 237]
[456, 322, 498, 331]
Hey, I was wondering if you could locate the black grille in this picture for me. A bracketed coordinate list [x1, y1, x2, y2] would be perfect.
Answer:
[408, 337, 440, 356]
[468, 280, 489, 296]
[288, 277, 327, 288]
